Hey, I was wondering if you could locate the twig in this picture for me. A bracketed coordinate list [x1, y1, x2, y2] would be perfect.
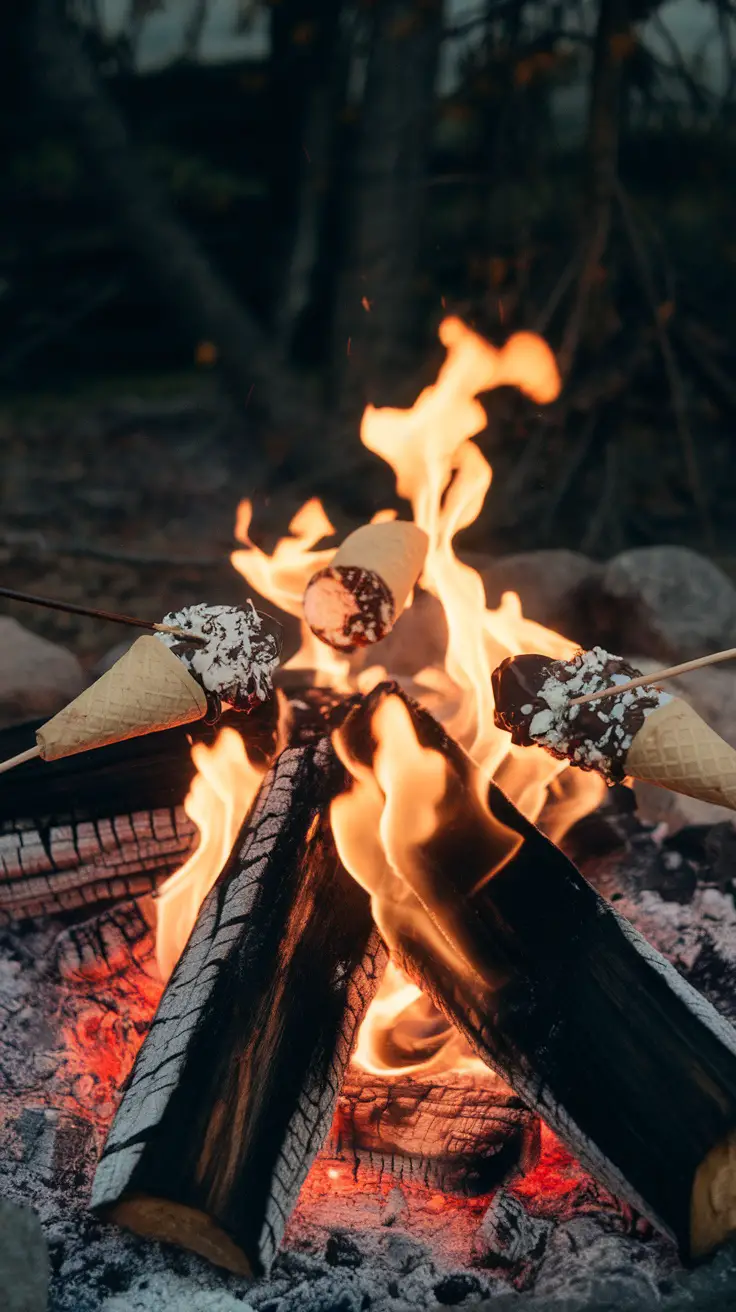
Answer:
[557, 0, 628, 379]
[672, 319, 736, 414]
[537, 410, 599, 542]
[615, 181, 713, 546]
[571, 646, 736, 706]
[0, 586, 206, 644]
[533, 250, 583, 335]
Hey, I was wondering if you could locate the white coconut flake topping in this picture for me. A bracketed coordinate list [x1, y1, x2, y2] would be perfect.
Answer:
[156, 601, 281, 710]
[528, 645, 673, 780]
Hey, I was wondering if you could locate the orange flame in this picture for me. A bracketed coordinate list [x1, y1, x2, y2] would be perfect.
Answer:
[155, 728, 266, 980]
[161, 317, 605, 1072]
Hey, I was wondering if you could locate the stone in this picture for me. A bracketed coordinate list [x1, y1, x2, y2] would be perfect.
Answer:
[0, 1196, 50, 1312]
[0, 618, 87, 729]
[473, 550, 601, 644]
[598, 547, 736, 663]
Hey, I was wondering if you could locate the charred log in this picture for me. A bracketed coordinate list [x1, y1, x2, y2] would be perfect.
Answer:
[0, 804, 195, 925]
[52, 897, 156, 983]
[325, 1067, 539, 1195]
[337, 683, 736, 1261]
[91, 740, 386, 1277]
[0, 702, 281, 925]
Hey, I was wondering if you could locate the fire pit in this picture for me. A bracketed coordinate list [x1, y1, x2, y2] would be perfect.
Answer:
[2, 318, 736, 1311]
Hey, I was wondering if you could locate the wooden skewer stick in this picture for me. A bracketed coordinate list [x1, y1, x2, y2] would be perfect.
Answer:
[570, 646, 736, 706]
[0, 585, 206, 645]
[0, 745, 42, 776]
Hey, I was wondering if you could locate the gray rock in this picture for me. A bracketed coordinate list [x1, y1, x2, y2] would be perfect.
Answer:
[599, 547, 736, 663]
[0, 1196, 49, 1312]
[0, 618, 86, 729]
[475, 550, 601, 643]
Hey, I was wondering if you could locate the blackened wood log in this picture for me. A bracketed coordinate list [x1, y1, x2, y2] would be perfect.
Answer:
[52, 898, 156, 983]
[324, 1067, 539, 1195]
[336, 682, 736, 1261]
[0, 701, 281, 925]
[0, 804, 196, 925]
[91, 740, 387, 1277]
[0, 702, 280, 825]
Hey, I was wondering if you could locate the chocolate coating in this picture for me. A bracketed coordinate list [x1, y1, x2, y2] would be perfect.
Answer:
[492, 654, 553, 745]
[304, 565, 395, 652]
[492, 647, 672, 782]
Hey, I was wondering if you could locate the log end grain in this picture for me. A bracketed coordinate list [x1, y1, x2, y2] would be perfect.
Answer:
[107, 1195, 253, 1277]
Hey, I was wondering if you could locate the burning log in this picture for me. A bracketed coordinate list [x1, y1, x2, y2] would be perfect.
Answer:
[326, 1067, 539, 1195]
[332, 683, 736, 1261]
[0, 702, 282, 925]
[91, 740, 387, 1277]
[0, 805, 196, 926]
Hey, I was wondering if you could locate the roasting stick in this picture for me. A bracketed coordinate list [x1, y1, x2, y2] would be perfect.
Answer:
[0, 745, 42, 775]
[570, 645, 736, 706]
[0, 584, 207, 645]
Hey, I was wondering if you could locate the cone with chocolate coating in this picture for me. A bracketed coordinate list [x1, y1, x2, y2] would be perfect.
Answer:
[303, 521, 428, 652]
[626, 697, 736, 812]
[36, 636, 208, 761]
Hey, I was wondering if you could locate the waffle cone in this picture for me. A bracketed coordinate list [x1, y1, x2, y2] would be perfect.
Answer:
[626, 697, 736, 812]
[332, 521, 428, 611]
[37, 636, 207, 761]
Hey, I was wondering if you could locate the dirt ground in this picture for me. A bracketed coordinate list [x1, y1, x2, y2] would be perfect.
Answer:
[0, 384, 279, 669]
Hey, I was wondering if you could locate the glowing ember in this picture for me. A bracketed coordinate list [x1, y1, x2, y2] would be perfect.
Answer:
[163, 316, 605, 1075]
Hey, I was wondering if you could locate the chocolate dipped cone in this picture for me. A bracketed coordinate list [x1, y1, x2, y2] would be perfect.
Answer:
[626, 697, 736, 812]
[304, 521, 428, 652]
[36, 636, 207, 761]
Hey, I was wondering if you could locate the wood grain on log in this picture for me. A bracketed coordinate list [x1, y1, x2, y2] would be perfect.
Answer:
[91, 741, 387, 1277]
[325, 1067, 539, 1195]
[336, 683, 736, 1261]
[0, 702, 281, 925]
[52, 897, 156, 983]
[0, 807, 196, 925]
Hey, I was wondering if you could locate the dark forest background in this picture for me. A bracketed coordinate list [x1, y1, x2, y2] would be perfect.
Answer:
[1, 0, 735, 580]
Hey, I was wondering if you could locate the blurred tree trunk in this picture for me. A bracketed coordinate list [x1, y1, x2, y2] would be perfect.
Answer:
[331, 0, 443, 416]
[29, 0, 310, 470]
[558, 0, 630, 376]
[268, 0, 344, 358]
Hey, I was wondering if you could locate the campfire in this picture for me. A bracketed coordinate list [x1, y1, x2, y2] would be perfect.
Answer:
[3, 316, 736, 1309]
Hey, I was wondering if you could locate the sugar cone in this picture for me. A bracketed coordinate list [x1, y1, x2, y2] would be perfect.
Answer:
[37, 636, 207, 761]
[626, 697, 736, 812]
